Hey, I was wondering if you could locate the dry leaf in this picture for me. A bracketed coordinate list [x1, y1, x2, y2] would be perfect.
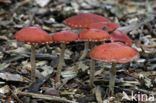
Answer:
[0, 85, 10, 94]
[0, 72, 28, 82]
[95, 86, 103, 103]
[35, 0, 50, 7]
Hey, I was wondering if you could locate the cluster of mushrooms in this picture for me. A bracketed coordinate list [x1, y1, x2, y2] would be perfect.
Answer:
[14, 13, 140, 95]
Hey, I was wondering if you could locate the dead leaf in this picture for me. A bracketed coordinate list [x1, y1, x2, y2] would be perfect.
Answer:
[0, 36, 8, 41]
[77, 61, 89, 71]
[61, 69, 77, 79]
[0, 72, 28, 82]
[36, 61, 48, 67]
[121, 81, 140, 87]
[35, 0, 50, 7]
[0, 63, 10, 71]
[0, 85, 10, 94]
[40, 65, 53, 77]
[110, 4, 128, 18]
[6, 47, 28, 54]
[144, 78, 153, 88]
[95, 86, 103, 103]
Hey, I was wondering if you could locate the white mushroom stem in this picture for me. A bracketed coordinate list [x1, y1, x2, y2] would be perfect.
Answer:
[79, 41, 89, 60]
[101, 41, 105, 69]
[89, 42, 95, 87]
[30, 44, 36, 82]
[56, 43, 66, 83]
[75, 42, 89, 74]
[109, 63, 116, 95]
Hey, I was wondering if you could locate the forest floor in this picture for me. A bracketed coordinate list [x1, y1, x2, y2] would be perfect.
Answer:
[0, 0, 156, 103]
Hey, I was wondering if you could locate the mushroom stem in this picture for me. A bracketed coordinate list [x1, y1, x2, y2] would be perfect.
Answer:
[101, 41, 105, 68]
[56, 43, 66, 83]
[89, 42, 95, 87]
[30, 44, 36, 82]
[79, 41, 89, 60]
[109, 63, 116, 95]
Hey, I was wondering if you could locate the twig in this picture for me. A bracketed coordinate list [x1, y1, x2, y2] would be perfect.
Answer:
[101, 0, 155, 6]
[4, 53, 58, 63]
[141, 44, 156, 49]
[15, 91, 78, 103]
[135, 88, 156, 96]
[95, 86, 103, 103]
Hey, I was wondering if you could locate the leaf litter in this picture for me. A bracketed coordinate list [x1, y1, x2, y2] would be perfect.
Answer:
[0, 0, 156, 102]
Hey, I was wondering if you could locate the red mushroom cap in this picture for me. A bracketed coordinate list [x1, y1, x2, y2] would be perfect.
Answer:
[110, 30, 132, 46]
[14, 27, 52, 44]
[88, 22, 119, 32]
[64, 13, 110, 29]
[52, 30, 78, 43]
[90, 43, 139, 63]
[78, 29, 110, 41]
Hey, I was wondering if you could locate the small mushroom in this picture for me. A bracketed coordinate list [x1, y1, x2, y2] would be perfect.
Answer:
[90, 43, 139, 95]
[110, 30, 132, 46]
[14, 27, 52, 82]
[78, 29, 110, 87]
[52, 30, 78, 83]
[78, 29, 110, 60]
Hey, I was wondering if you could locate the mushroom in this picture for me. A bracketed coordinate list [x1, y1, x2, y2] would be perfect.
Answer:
[52, 30, 78, 83]
[64, 13, 110, 29]
[88, 22, 119, 32]
[110, 30, 132, 46]
[78, 29, 110, 87]
[64, 13, 111, 60]
[14, 27, 52, 82]
[90, 43, 139, 95]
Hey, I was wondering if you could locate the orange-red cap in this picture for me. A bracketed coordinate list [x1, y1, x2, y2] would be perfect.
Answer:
[110, 30, 132, 46]
[88, 22, 119, 32]
[14, 27, 52, 44]
[64, 13, 110, 29]
[78, 29, 110, 41]
[52, 30, 78, 43]
[90, 43, 139, 63]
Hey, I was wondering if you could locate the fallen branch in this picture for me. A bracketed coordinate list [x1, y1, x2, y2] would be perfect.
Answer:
[15, 91, 78, 103]
[4, 53, 58, 63]
[101, 0, 151, 6]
